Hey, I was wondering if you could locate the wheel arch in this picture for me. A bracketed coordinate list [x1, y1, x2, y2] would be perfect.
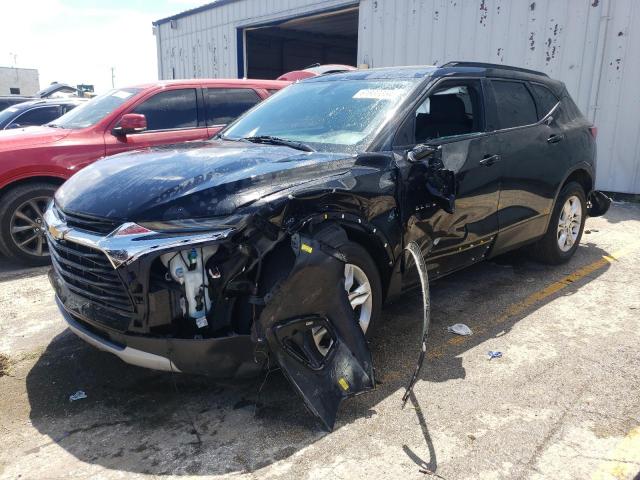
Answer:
[0, 175, 66, 199]
[338, 221, 393, 299]
[286, 213, 396, 301]
[542, 164, 593, 234]
[561, 166, 594, 197]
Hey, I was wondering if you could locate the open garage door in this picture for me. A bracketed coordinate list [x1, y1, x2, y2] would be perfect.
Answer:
[242, 6, 358, 80]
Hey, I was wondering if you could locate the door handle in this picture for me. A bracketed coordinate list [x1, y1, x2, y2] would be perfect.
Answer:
[479, 154, 501, 166]
[547, 134, 565, 144]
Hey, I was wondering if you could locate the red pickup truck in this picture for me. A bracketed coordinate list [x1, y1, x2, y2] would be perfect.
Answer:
[0, 78, 288, 265]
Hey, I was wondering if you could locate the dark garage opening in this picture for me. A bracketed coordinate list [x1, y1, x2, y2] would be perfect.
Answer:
[243, 7, 358, 79]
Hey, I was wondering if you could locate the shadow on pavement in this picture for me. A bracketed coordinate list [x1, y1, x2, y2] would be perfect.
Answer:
[0, 254, 49, 283]
[25, 241, 611, 475]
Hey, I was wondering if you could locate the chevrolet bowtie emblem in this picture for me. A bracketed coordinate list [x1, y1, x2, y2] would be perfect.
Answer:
[48, 223, 69, 240]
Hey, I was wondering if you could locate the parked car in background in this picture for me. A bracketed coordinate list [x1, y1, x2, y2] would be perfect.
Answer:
[0, 96, 34, 111]
[0, 83, 84, 112]
[45, 63, 610, 430]
[36, 82, 82, 99]
[0, 78, 289, 265]
[277, 63, 357, 81]
[0, 98, 87, 130]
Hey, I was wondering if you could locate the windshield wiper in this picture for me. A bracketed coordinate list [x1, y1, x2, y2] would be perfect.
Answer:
[242, 135, 315, 152]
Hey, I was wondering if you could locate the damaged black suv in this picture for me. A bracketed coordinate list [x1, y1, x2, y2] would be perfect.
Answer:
[45, 62, 610, 430]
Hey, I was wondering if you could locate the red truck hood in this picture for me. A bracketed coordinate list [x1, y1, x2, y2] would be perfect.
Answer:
[0, 126, 71, 151]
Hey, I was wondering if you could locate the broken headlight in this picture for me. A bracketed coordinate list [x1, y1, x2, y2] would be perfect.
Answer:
[139, 218, 230, 233]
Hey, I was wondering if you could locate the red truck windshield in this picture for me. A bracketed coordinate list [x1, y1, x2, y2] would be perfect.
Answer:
[51, 88, 142, 129]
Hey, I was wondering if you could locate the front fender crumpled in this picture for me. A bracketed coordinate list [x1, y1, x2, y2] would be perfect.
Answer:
[255, 226, 375, 431]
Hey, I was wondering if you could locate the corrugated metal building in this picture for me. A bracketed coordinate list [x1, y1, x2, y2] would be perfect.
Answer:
[153, 0, 640, 194]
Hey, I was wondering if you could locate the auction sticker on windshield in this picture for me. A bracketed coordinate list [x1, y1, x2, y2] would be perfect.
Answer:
[112, 90, 133, 99]
[353, 89, 406, 100]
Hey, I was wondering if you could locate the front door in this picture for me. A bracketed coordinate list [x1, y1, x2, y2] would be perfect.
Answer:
[104, 88, 209, 156]
[393, 79, 501, 280]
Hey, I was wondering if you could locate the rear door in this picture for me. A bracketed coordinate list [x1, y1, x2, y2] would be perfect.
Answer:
[104, 87, 207, 156]
[489, 79, 567, 255]
[394, 78, 501, 279]
[204, 87, 263, 136]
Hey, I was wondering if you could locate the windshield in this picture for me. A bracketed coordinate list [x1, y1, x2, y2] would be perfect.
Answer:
[222, 79, 418, 153]
[53, 88, 142, 129]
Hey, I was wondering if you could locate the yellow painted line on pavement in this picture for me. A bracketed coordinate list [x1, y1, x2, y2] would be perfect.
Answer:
[428, 241, 640, 359]
[591, 426, 640, 480]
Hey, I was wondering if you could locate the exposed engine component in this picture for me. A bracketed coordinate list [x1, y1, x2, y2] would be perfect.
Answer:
[161, 246, 219, 325]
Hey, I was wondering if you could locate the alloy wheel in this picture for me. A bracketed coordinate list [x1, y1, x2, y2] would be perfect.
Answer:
[312, 263, 373, 356]
[557, 195, 582, 253]
[9, 196, 50, 257]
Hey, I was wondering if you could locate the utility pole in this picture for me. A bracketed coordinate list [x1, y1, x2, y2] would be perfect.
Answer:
[111, 67, 115, 88]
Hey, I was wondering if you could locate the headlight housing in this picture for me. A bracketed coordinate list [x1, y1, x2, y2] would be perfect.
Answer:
[138, 218, 232, 233]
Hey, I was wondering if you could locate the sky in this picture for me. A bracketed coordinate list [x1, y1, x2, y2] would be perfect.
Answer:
[1, 0, 205, 94]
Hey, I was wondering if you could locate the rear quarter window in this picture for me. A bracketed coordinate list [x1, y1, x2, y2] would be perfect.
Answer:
[530, 83, 559, 120]
[491, 80, 538, 129]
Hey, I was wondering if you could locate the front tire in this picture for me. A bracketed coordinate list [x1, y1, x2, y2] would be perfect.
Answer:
[312, 241, 382, 355]
[0, 183, 58, 266]
[531, 181, 586, 265]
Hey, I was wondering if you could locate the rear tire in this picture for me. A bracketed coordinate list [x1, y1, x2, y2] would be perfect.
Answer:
[531, 181, 586, 265]
[0, 183, 58, 266]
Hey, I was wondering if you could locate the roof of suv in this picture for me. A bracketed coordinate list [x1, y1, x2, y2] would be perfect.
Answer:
[305, 62, 565, 95]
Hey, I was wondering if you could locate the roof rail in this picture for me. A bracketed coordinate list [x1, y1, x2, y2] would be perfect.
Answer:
[441, 61, 549, 77]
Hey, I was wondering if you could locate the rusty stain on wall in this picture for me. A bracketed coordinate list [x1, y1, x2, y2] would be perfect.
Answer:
[480, 0, 488, 26]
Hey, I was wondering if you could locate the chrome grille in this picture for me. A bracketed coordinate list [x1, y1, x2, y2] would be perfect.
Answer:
[49, 237, 134, 314]
[56, 207, 119, 235]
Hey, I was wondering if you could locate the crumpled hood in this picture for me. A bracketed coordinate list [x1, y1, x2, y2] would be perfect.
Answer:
[0, 126, 71, 151]
[56, 140, 354, 222]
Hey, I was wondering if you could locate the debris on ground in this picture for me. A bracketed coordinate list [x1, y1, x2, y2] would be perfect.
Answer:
[0, 353, 11, 377]
[487, 351, 503, 360]
[69, 390, 87, 402]
[447, 323, 472, 336]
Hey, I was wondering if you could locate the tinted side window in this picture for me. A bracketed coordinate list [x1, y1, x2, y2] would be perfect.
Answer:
[133, 89, 198, 131]
[530, 83, 559, 120]
[62, 103, 80, 115]
[492, 81, 538, 129]
[396, 80, 484, 146]
[206, 88, 261, 126]
[10, 106, 61, 127]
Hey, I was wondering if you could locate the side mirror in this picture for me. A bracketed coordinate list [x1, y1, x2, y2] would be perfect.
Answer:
[408, 144, 440, 163]
[113, 113, 147, 136]
[409, 144, 455, 214]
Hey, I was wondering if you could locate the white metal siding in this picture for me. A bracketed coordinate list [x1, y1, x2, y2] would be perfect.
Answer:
[155, 0, 357, 80]
[357, 0, 639, 193]
[156, 0, 640, 193]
